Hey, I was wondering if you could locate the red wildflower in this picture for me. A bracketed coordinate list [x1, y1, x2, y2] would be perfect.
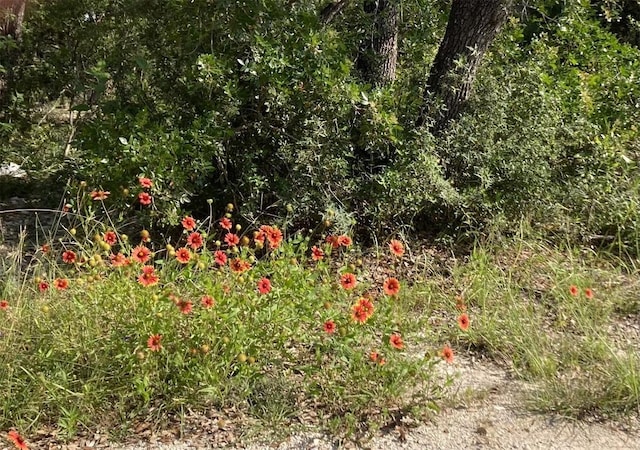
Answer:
[175, 247, 191, 264]
[389, 239, 405, 257]
[351, 305, 369, 323]
[201, 295, 215, 308]
[181, 216, 197, 231]
[224, 233, 240, 247]
[340, 273, 357, 290]
[177, 300, 193, 314]
[325, 235, 340, 249]
[323, 320, 336, 334]
[253, 230, 266, 246]
[389, 333, 404, 350]
[214, 250, 228, 266]
[138, 177, 153, 188]
[110, 252, 129, 267]
[132, 245, 152, 264]
[53, 278, 69, 290]
[147, 334, 162, 352]
[569, 285, 579, 296]
[220, 217, 232, 230]
[257, 277, 272, 294]
[138, 192, 152, 206]
[351, 297, 374, 324]
[62, 250, 76, 264]
[38, 281, 49, 292]
[0, 300, 8, 310]
[230, 258, 251, 273]
[137, 265, 159, 287]
[261, 225, 283, 249]
[7, 430, 28, 450]
[584, 288, 594, 299]
[369, 351, 380, 362]
[90, 190, 110, 201]
[311, 245, 324, 261]
[442, 345, 454, 364]
[383, 277, 400, 296]
[187, 232, 204, 250]
[457, 313, 470, 331]
[337, 235, 352, 247]
[41, 244, 51, 254]
[103, 231, 117, 245]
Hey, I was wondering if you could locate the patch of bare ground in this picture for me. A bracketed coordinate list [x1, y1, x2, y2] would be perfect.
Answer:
[28, 355, 638, 450]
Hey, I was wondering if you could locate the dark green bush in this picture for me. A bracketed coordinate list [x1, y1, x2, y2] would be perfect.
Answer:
[1, 1, 639, 249]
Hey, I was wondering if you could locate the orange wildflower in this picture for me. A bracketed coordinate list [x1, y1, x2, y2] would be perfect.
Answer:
[214, 250, 228, 266]
[323, 320, 336, 334]
[147, 334, 162, 352]
[138, 177, 153, 188]
[110, 252, 129, 267]
[219, 217, 232, 230]
[41, 243, 51, 254]
[131, 245, 152, 264]
[181, 216, 197, 231]
[0, 300, 8, 310]
[138, 192, 152, 206]
[201, 295, 215, 308]
[62, 250, 76, 264]
[261, 225, 283, 249]
[311, 245, 324, 261]
[187, 232, 204, 250]
[53, 278, 69, 290]
[177, 300, 193, 314]
[325, 235, 340, 249]
[383, 277, 400, 296]
[337, 235, 352, 247]
[584, 288, 594, 299]
[137, 265, 159, 287]
[389, 333, 404, 350]
[229, 258, 251, 273]
[38, 281, 49, 292]
[457, 313, 470, 331]
[7, 430, 28, 450]
[340, 273, 357, 290]
[569, 285, 579, 297]
[257, 277, 272, 294]
[175, 247, 191, 264]
[351, 297, 374, 324]
[389, 239, 405, 257]
[90, 190, 110, 201]
[442, 345, 454, 364]
[103, 231, 117, 245]
[224, 233, 240, 247]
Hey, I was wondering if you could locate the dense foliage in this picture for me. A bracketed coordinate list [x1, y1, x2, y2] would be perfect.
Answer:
[1, 0, 639, 248]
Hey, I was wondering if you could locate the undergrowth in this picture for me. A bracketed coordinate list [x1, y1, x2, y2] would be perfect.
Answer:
[1, 179, 639, 449]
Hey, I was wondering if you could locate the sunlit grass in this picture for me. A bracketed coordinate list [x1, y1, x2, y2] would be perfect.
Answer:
[1, 180, 639, 448]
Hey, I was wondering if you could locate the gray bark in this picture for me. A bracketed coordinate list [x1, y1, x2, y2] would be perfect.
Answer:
[358, 0, 399, 86]
[417, 0, 511, 130]
[0, 0, 26, 39]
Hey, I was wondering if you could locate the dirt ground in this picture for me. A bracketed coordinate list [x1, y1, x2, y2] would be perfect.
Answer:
[27, 355, 638, 450]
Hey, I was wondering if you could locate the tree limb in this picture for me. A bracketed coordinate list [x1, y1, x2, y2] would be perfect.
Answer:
[320, 0, 352, 24]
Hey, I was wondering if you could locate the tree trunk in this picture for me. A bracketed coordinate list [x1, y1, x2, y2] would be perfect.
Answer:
[0, 0, 26, 38]
[357, 0, 399, 86]
[417, 0, 510, 130]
